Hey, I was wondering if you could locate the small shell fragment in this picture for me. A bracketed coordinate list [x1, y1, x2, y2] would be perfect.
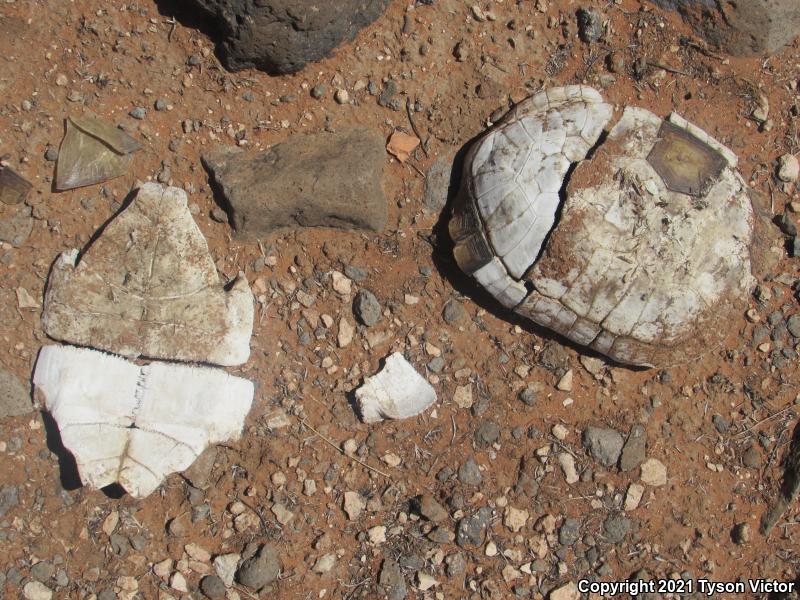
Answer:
[355, 352, 436, 423]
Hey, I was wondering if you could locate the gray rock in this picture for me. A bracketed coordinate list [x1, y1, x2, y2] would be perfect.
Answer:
[474, 420, 500, 447]
[183, 446, 218, 489]
[518, 384, 539, 407]
[202, 129, 387, 239]
[583, 426, 624, 467]
[311, 84, 327, 99]
[712, 414, 729, 434]
[423, 156, 453, 213]
[442, 299, 465, 323]
[377, 559, 407, 600]
[619, 425, 647, 472]
[109, 533, 129, 556]
[458, 457, 482, 485]
[732, 522, 751, 545]
[427, 356, 445, 373]
[0, 485, 19, 518]
[353, 290, 381, 326]
[0, 204, 33, 247]
[742, 446, 761, 468]
[445, 552, 466, 577]
[97, 591, 116, 600]
[559, 518, 581, 546]
[456, 507, 492, 547]
[776, 213, 798, 237]
[602, 514, 631, 544]
[413, 494, 448, 522]
[790, 236, 800, 258]
[344, 265, 367, 282]
[44, 147, 59, 162]
[515, 457, 540, 498]
[30, 561, 54, 582]
[186, 0, 391, 74]
[649, 0, 800, 56]
[129, 107, 146, 120]
[427, 526, 454, 544]
[237, 544, 280, 590]
[787, 315, 800, 338]
[577, 7, 604, 42]
[200, 575, 227, 599]
[0, 365, 32, 418]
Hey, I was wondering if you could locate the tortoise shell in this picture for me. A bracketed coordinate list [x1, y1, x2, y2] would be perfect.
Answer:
[450, 86, 755, 367]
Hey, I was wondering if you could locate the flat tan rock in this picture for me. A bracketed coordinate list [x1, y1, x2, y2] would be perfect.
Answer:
[42, 183, 254, 366]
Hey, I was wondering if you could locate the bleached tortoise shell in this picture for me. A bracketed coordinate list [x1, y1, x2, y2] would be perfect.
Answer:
[450, 85, 755, 367]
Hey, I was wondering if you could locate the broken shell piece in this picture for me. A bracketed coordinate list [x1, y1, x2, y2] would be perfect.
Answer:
[355, 352, 436, 423]
[0, 166, 32, 205]
[33, 345, 254, 498]
[451, 86, 754, 367]
[42, 183, 254, 366]
[55, 115, 142, 191]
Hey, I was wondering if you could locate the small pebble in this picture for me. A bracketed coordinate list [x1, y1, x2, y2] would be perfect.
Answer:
[334, 89, 350, 104]
[129, 107, 146, 120]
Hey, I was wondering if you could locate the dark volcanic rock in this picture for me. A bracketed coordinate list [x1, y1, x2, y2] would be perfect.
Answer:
[186, 0, 391, 74]
[649, 0, 800, 56]
[202, 129, 387, 238]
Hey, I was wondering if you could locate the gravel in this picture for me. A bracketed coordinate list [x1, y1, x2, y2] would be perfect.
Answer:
[377, 559, 407, 600]
[518, 383, 540, 406]
[787, 314, 800, 338]
[456, 507, 492, 547]
[577, 7, 604, 42]
[458, 457, 482, 485]
[619, 425, 647, 472]
[442, 299, 465, 323]
[311, 84, 327, 99]
[237, 544, 280, 590]
[353, 289, 381, 326]
[0, 365, 32, 418]
[559, 518, 581, 546]
[474, 420, 500, 446]
[0, 485, 19, 518]
[413, 494, 448, 522]
[583, 426, 624, 467]
[603, 514, 631, 544]
[200, 575, 226, 599]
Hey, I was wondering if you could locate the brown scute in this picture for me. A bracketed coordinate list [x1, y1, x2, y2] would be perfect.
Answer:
[647, 121, 727, 197]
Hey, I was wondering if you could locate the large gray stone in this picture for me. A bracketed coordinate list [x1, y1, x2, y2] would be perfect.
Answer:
[186, 0, 391, 74]
[202, 129, 387, 238]
[650, 0, 800, 56]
